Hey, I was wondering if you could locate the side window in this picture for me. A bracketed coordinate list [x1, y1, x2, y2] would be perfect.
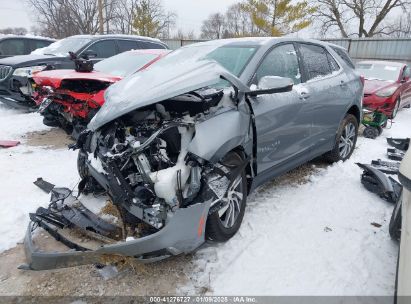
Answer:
[0, 39, 26, 56]
[117, 40, 139, 53]
[298, 44, 333, 80]
[30, 40, 52, 52]
[327, 53, 340, 72]
[403, 66, 410, 78]
[254, 43, 301, 85]
[331, 46, 355, 69]
[87, 40, 117, 58]
[136, 41, 166, 49]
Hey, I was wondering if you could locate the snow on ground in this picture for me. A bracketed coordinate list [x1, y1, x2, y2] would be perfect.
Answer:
[0, 102, 410, 295]
[185, 109, 411, 296]
[0, 105, 78, 251]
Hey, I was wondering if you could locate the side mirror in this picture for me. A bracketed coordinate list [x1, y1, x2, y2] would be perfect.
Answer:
[401, 76, 410, 83]
[81, 49, 97, 59]
[248, 76, 294, 96]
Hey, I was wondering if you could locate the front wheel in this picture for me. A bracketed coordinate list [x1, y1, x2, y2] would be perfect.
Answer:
[206, 151, 247, 242]
[325, 114, 358, 162]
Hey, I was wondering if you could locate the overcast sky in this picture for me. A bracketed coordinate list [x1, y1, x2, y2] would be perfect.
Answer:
[0, 0, 240, 35]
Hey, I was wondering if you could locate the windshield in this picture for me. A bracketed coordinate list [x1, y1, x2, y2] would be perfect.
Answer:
[148, 43, 257, 77]
[94, 51, 160, 77]
[34, 37, 92, 56]
[356, 63, 400, 82]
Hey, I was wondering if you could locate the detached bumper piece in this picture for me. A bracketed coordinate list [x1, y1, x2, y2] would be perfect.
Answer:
[370, 159, 400, 175]
[387, 148, 405, 161]
[356, 163, 402, 204]
[386, 137, 409, 152]
[22, 187, 210, 270]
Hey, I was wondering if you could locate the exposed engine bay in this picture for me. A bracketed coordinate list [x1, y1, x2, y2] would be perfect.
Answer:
[78, 87, 234, 231]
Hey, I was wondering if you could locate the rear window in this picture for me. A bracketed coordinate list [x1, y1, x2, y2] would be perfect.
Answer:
[331, 46, 355, 69]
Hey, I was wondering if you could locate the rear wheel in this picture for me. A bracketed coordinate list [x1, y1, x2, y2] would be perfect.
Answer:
[206, 151, 247, 242]
[325, 114, 358, 162]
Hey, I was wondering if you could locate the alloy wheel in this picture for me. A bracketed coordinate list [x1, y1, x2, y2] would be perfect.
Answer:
[218, 175, 243, 228]
[339, 122, 356, 159]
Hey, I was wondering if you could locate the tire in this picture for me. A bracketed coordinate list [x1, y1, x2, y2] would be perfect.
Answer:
[391, 98, 400, 119]
[324, 114, 358, 162]
[363, 126, 379, 139]
[206, 151, 247, 242]
[389, 195, 402, 240]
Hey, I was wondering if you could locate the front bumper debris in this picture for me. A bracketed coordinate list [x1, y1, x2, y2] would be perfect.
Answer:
[21, 189, 210, 270]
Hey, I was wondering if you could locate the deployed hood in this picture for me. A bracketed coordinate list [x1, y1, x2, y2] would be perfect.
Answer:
[364, 79, 399, 95]
[33, 69, 122, 88]
[88, 59, 249, 130]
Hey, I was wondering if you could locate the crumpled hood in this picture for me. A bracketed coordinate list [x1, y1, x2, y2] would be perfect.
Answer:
[364, 79, 398, 95]
[32, 69, 122, 88]
[88, 59, 249, 131]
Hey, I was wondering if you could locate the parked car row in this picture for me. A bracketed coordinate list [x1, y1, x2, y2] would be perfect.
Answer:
[0, 34, 168, 109]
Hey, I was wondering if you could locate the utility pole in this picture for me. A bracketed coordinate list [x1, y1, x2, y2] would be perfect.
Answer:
[98, 0, 104, 34]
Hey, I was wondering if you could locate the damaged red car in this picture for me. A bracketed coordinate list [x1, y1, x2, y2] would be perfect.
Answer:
[356, 60, 411, 118]
[32, 49, 170, 136]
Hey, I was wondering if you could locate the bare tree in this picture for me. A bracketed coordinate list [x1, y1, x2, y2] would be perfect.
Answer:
[111, 0, 139, 34]
[383, 12, 411, 37]
[172, 28, 196, 40]
[201, 13, 226, 39]
[315, 0, 410, 37]
[0, 27, 28, 35]
[27, 0, 117, 38]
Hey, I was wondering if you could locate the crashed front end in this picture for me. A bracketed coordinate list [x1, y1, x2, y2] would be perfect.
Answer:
[23, 62, 252, 270]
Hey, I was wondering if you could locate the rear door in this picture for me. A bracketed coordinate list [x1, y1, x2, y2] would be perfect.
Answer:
[296, 43, 351, 153]
[250, 43, 313, 173]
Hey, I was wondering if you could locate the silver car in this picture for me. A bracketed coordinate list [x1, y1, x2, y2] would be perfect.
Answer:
[24, 38, 363, 270]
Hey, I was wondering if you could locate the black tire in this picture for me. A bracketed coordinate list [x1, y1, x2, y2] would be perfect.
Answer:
[391, 98, 400, 119]
[389, 195, 402, 240]
[42, 117, 61, 127]
[77, 151, 89, 179]
[206, 151, 247, 242]
[377, 126, 383, 136]
[325, 114, 358, 162]
[363, 126, 379, 139]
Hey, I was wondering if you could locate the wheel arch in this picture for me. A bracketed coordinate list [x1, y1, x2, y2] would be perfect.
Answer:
[347, 104, 361, 123]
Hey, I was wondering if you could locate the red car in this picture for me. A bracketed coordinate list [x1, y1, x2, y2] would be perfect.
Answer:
[32, 49, 170, 135]
[356, 60, 411, 118]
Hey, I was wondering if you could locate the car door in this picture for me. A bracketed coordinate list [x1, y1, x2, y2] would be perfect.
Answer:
[0, 38, 27, 58]
[250, 43, 313, 174]
[82, 39, 117, 63]
[296, 43, 351, 153]
[400, 65, 411, 107]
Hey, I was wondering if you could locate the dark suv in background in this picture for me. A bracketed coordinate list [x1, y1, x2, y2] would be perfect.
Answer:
[0, 34, 168, 109]
[0, 35, 55, 59]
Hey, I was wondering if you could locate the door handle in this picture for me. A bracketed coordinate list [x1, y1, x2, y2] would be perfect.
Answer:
[299, 91, 310, 100]
[340, 80, 348, 87]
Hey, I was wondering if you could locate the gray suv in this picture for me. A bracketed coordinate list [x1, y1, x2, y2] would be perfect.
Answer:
[24, 38, 363, 270]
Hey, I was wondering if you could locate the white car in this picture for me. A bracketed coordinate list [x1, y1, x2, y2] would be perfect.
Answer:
[395, 148, 411, 301]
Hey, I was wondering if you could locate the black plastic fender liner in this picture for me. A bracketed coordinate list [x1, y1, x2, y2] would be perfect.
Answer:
[387, 137, 410, 152]
[370, 159, 401, 175]
[33, 178, 55, 193]
[388, 148, 405, 161]
[356, 163, 402, 204]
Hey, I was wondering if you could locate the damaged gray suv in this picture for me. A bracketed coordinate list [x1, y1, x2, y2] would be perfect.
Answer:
[24, 38, 363, 270]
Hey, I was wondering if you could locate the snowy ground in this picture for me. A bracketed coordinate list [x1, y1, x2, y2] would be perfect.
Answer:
[0, 103, 410, 295]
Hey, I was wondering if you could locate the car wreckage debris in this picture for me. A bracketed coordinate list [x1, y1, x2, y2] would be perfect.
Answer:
[356, 163, 402, 204]
[387, 148, 405, 161]
[370, 159, 401, 175]
[33, 177, 56, 193]
[386, 137, 410, 152]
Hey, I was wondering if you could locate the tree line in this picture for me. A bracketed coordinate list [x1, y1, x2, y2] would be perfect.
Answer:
[0, 0, 409, 39]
